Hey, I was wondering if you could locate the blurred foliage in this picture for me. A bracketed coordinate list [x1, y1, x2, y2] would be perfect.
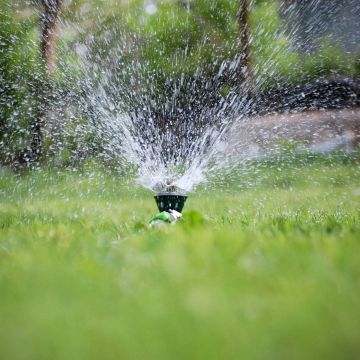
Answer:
[0, 159, 360, 359]
[0, 0, 359, 165]
[123, 0, 239, 76]
[0, 1, 40, 162]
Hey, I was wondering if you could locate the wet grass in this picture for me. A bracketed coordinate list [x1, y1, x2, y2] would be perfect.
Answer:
[0, 158, 360, 360]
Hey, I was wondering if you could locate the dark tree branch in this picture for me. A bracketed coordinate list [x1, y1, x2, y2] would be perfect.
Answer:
[237, 0, 253, 91]
[29, 0, 62, 164]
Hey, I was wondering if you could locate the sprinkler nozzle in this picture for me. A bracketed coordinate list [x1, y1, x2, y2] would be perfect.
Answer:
[153, 179, 187, 213]
[154, 192, 187, 213]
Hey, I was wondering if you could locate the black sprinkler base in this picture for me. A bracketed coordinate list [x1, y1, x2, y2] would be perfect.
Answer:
[154, 192, 187, 213]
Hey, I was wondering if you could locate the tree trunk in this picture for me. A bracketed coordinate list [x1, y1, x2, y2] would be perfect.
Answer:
[30, 0, 61, 164]
[237, 0, 253, 92]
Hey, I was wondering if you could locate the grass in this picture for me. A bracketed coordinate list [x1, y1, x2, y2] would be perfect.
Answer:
[0, 157, 360, 360]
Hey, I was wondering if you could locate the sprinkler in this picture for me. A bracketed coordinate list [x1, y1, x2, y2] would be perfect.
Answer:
[149, 181, 187, 227]
[154, 192, 187, 213]
[153, 180, 187, 213]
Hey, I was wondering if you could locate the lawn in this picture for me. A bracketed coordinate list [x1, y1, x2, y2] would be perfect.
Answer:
[0, 156, 360, 360]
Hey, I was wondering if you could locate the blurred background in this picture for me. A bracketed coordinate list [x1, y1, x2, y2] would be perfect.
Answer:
[1, 0, 359, 168]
